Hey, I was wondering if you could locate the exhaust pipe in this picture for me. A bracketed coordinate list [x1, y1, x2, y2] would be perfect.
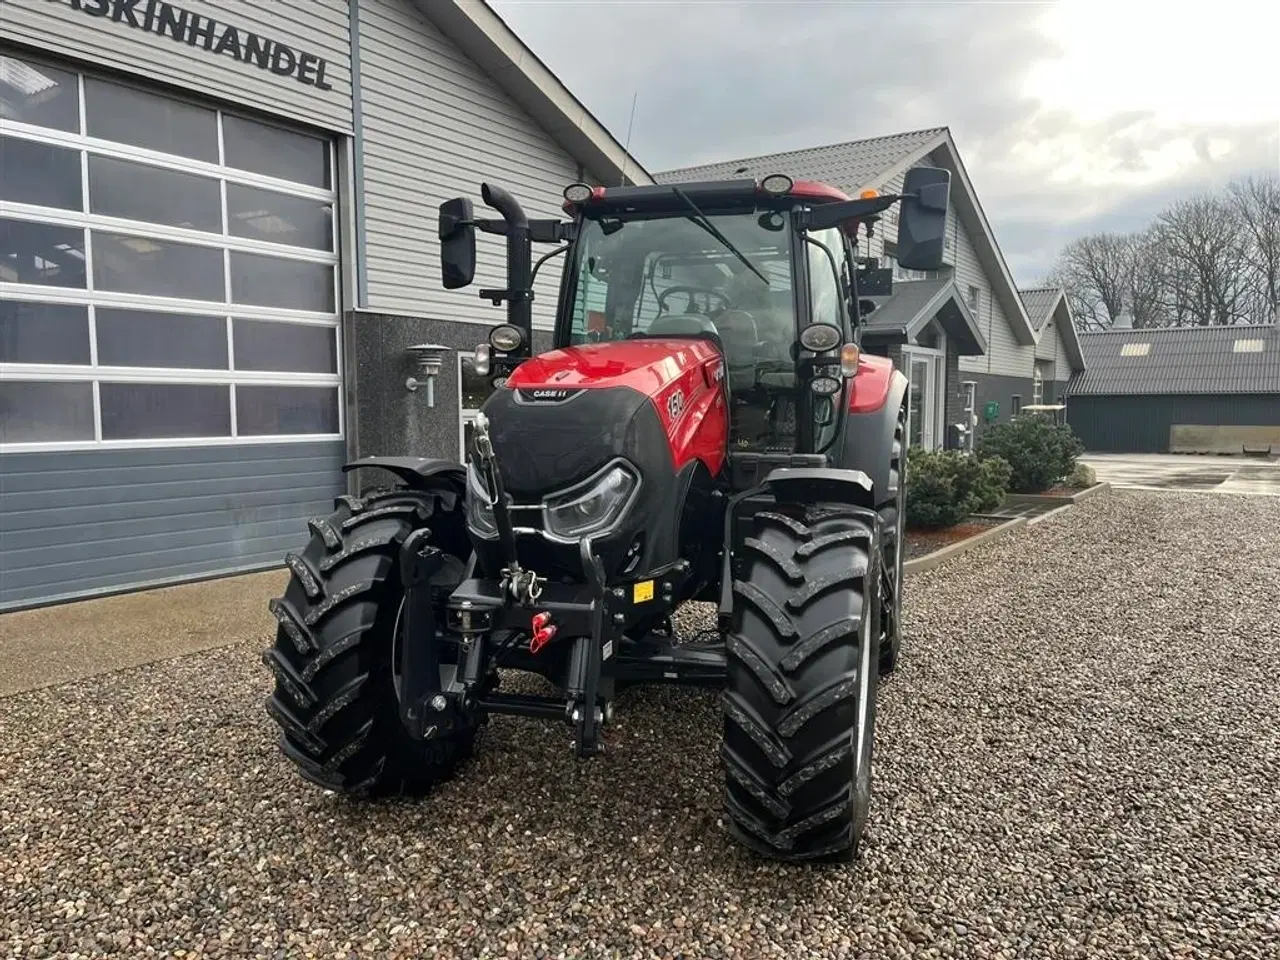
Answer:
[481, 183, 533, 349]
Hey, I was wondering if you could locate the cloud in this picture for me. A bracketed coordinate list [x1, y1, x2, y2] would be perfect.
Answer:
[491, 0, 1280, 284]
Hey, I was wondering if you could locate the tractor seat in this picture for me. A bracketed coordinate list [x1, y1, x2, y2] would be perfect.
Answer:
[646, 312, 720, 341]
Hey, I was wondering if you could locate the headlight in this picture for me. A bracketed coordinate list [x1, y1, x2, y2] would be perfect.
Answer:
[466, 463, 498, 539]
[542, 461, 639, 542]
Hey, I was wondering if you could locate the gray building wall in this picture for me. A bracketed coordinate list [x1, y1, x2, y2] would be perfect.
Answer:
[1065, 395, 1280, 453]
[0, 442, 345, 611]
[347, 310, 552, 472]
[1, 0, 354, 132]
[355, 0, 583, 330]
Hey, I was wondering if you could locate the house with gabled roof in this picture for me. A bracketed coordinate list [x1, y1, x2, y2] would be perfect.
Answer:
[1066, 324, 1280, 454]
[656, 128, 1087, 450]
[1020, 286, 1087, 406]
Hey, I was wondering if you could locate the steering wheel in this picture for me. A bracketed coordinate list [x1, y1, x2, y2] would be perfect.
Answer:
[657, 285, 730, 316]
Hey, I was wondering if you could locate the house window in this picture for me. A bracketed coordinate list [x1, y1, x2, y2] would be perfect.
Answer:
[1119, 342, 1151, 357]
[1011, 394, 1022, 416]
[967, 284, 981, 311]
[1233, 339, 1265, 353]
[1032, 366, 1044, 405]
[0, 52, 341, 449]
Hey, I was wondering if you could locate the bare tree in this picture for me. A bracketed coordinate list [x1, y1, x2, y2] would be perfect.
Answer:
[1227, 174, 1280, 323]
[1052, 233, 1132, 328]
[1125, 227, 1171, 328]
[1157, 194, 1252, 325]
[1044, 172, 1280, 330]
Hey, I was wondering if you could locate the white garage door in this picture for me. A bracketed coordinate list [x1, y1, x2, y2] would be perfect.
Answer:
[0, 49, 346, 610]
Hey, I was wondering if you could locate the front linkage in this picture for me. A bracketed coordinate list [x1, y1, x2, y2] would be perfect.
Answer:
[396, 412, 621, 757]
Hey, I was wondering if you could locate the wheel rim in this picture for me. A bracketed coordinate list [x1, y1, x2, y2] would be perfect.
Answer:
[892, 475, 905, 632]
[880, 480, 905, 645]
[853, 587, 876, 818]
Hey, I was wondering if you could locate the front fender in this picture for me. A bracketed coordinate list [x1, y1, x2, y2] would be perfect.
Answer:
[761, 466, 876, 510]
[839, 366, 909, 507]
[343, 456, 466, 502]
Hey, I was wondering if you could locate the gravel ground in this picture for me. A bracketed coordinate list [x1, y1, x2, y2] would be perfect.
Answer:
[3, 490, 1278, 959]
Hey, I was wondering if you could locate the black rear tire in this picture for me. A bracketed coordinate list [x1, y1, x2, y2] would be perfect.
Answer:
[878, 404, 908, 675]
[722, 504, 881, 862]
[261, 486, 478, 798]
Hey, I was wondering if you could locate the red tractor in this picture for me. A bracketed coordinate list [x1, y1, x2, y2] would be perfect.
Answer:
[261, 167, 951, 862]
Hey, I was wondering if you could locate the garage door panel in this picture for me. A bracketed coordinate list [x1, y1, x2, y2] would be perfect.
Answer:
[5, 520, 327, 592]
[4, 466, 344, 515]
[1, 485, 342, 535]
[4, 544, 298, 608]
[0, 442, 345, 610]
[2, 487, 341, 547]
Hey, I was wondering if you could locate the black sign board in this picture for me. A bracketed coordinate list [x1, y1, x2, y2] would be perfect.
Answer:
[55, 0, 335, 92]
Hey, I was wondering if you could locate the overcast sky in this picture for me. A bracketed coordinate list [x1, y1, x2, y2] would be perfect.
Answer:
[489, 0, 1279, 285]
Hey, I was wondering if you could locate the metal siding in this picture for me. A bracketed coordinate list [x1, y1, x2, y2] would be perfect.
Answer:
[0, 441, 346, 610]
[1066, 395, 1280, 453]
[1, 0, 354, 132]
[357, 0, 581, 330]
[952, 213, 1029, 380]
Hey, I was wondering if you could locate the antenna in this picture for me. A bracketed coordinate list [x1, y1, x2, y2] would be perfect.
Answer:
[619, 90, 638, 186]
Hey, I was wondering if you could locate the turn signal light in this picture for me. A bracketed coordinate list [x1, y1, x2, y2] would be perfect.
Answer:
[840, 344, 861, 377]
[859, 189, 879, 200]
[530, 612, 557, 654]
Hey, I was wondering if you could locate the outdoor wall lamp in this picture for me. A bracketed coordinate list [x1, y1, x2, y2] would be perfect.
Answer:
[405, 343, 452, 407]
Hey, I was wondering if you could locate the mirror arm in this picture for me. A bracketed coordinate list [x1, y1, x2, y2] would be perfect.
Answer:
[452, 218, 575, 244]
[801, 194, 903, 232]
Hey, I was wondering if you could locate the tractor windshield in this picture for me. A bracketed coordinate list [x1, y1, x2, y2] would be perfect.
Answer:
[563, 211, 796, 371]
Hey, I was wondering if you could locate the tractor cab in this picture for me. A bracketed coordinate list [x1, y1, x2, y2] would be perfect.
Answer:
[439, 171, 952, 471]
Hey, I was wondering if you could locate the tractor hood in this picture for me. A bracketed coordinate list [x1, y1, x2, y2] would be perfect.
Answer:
[477, 338, 727, 499]
[504, 339, 720, 397]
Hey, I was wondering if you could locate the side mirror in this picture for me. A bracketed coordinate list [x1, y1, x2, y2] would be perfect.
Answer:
[897, 166, 950, 272]
[438, 197, 476, 289]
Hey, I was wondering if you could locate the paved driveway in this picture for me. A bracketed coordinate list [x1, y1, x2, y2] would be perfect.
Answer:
[1084, 453, 1280, 496]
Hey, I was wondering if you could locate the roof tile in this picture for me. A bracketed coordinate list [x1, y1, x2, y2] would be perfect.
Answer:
[653, 128, 949, 194]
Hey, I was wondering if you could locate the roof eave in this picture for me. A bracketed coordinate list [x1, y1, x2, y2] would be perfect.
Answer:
[900, 280, 989, 356]
[1053, 296, 1087, 371]
[418, 0, 654, 187]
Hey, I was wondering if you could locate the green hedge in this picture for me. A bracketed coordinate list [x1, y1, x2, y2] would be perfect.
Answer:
[904, 449, 1012, 530]
[975, 414, 1085, 494]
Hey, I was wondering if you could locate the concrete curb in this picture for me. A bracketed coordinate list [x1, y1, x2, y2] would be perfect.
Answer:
[903, 515, 1027, 576]
[1005, 481, 1111, 507]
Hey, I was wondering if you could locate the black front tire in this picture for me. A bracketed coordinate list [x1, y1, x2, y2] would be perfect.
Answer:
[261, 486, 478, 798]
[722, 504, 881, 862]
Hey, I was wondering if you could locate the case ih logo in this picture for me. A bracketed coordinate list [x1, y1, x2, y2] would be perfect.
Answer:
[666, 389, 685, 421]
[518, 388, 582, 403]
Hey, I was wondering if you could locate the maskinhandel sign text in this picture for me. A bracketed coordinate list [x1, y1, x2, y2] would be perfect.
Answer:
[52, 0, 335, 91]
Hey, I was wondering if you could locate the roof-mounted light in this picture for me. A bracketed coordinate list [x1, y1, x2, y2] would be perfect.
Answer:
[760, 174, 793, 196]
[563, 182, 593, 203]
